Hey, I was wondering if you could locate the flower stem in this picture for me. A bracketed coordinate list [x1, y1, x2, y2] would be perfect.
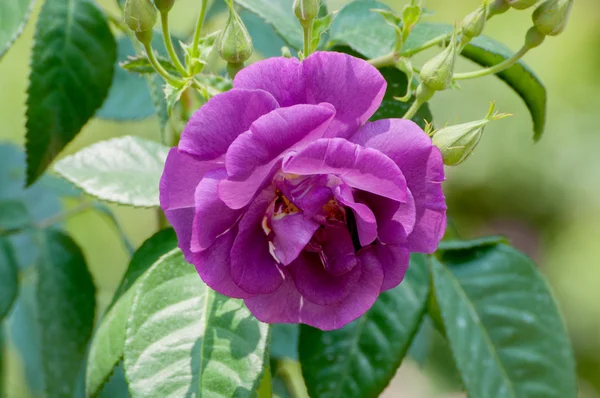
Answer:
[276, 359, 310, 398]
[160, 12, 188, 77]
[303, 23, 313, 57]
[453, 44, 529, 80]
[142, 41, 184, 87]
[189, 0, 209, 73]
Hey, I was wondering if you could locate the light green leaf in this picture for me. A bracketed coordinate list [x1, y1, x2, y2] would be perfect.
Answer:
[431, 244, 577, 398]
[86, 229, 177, 397]
[120, 53, 178, 75]
[310, 12, 335, 53]
[36, 230, 96, 398]
[328, 0, 394, 59]
[124, 249, 270, 397]
[195, 74, 233, 93]
[0, 238, 18, 322]
[0, 0, 36, 59]
[240, 10, 287, 58]
[438, 235, 509, 251]
[235, 0, 303, 50]
[164, 79, 193, 117]
[298, 254, 430, 398]
[462, 36, 547, 141]
[25, 0, 117, 185]
[402, 22, 452, 55]
[54, 136, 169, 207]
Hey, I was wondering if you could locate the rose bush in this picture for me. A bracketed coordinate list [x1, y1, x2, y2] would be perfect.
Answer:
[160, 51, 446, 330]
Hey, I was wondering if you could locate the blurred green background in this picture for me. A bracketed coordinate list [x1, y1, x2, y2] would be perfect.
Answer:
[1, 0, 599, 396]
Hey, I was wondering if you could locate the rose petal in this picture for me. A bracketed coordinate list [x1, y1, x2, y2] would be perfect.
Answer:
[351, 119, 446, 252]
[225, 104, 335, 181]
[314, 222, 358, 276]
[271, 213, 320, 266]
[288, 251, 361, 306]
[244, 250, 384, 331]
[179, 89, 279, 161]
[301, 51, 386, 138]
[358, 190, 416, 245]
[283, 138, 408, 202]
[234, 57, 305, 107]
[230, 188, 284, 294]
[190, 168, 242, 252]
[360, 244, 410, 292]
[219, 160, 282, 210]
[159, 149, 219, 261]
[334, 184, 378, 246]
[193, 226, 250, 299]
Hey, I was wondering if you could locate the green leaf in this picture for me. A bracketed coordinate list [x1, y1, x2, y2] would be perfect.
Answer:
[270, 324, 299, 361]
[328, 0, 394, 59]
[310, 12, 335, 53]
[372, 66, 432, 128]
[124, 249, 270, 397]
[0, 238, 18, 322]
[298, 254, 430, 398]
[240, 10, 287, 58]
[402, 22, 452, 55]
[196, 74, 233, 93]
[54, 136, 169, 207]
[0, 0, 36, 59]
[438, 235, 509, 251]
[462, 36, 547, 141]
[235, 0, 303, 50]
[431, 244, 577, 398]
[0, 199, 30, 232]
[86, 229, 177, 397]
[120, 53, 178, 75]
[25, 0, 117, 185]
[164, 79, 193, 116]
[36, 230, 96, 398]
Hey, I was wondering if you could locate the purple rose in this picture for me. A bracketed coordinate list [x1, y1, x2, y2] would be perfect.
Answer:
[160, 51, 446, 330]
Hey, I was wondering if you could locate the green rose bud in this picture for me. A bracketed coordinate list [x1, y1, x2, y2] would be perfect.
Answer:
[509, 0, 538, 9]
[420, 31, 458, 91]
[293, 0, 319, 28]
[461, 1, 488, 39]
[154, 0, 175, 13]
[124, 0, 157, 33]
[532, 0, 573, 36]
[488, 0, 510, 16]
[432, 103, 510, 166]
[218, 9, 253, 64]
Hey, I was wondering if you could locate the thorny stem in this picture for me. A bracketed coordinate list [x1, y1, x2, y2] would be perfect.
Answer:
[161, 12, 188, 76]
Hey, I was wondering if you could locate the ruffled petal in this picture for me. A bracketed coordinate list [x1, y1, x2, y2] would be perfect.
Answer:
[271, 213, 320, 266]
[283, 138, 408, 202]
[233, 57, 305, 107]
[230, 188, 284, 294]
[225, 104, 335, 181]
[334, 184, 377, 246]
[244, 250, 384, 331]
[351, 119, 446, 252]
[360, 244, 410, 292]
[314, 222, 358, 276]
[301, 51, 386, 138]
[159, 148, 219, 261]
[178, 89, 279, 161]
[193, 226, 250, 299]
[288, 251, 361, 306]
[190, 168, 242, 252]
[357, 190, 416, 245]
[219, 160, 282, 210]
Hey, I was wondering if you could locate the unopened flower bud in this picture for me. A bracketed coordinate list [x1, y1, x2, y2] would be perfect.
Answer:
[420, 32, 458, 91]
[461, 2, 488, 39]
[218, 10, 253, 64]
[432, 103, 510, 166]
[533, 0, 573, 36]
[293, 0, 319, 28]
[488, 0, 510, 16]
[525, 26, 546, 48]
[509, 0, 538, 10]
[124, 0, 157, 33]
[154, 0, 175, 13]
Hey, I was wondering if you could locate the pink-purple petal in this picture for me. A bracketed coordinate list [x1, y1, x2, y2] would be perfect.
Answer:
[360, 244, 410, 292]
[219, 160, 282, 210]
[314, 223, 358, 276]
[190, 169, 242, 252]
[271, 213, 320, 266]
[230, 188, 284, 294]
[301, 51, 386, 138]
[233, 57, 305, 107]
[283, 138, 408, 202]
[225, 104, 335, 181]
[193, 227, 250, 299]
[244, 252, 384, 331]
[334, 184, 378, 246]
[178, 89, 279, 161]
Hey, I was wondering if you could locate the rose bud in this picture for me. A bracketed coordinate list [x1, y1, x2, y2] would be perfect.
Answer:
[461, 1, 489, 39]
[509, 0, 538, 9]
[432, 103, 510, 166]
[533, 0, 573, 36]
[124, 0, 157, 43]
[420, 30, 459, 91]
[293, 0, 319, 28]
[154, 0, 175, 13]
[218, 8, 253, 65]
